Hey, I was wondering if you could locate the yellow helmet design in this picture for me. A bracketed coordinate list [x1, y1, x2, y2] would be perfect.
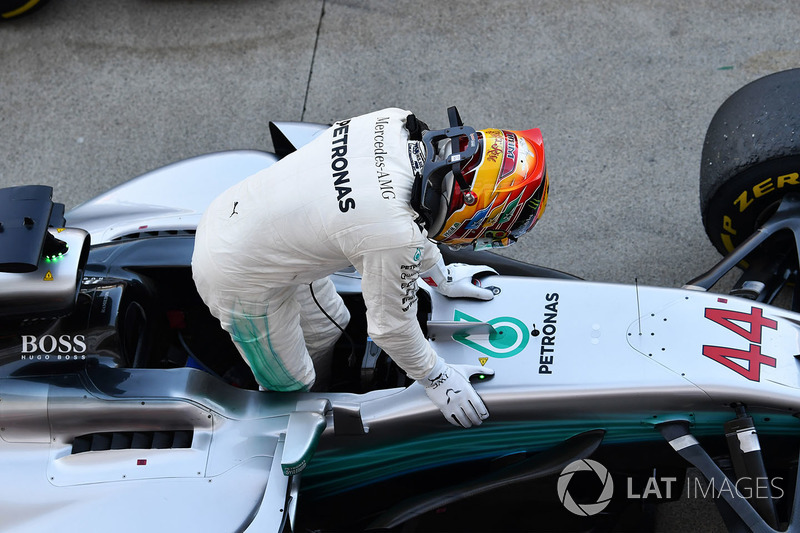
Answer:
[416, 110, 548, 250]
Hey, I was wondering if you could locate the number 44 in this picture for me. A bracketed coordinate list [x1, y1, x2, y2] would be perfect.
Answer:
[703, 306, 777, 382]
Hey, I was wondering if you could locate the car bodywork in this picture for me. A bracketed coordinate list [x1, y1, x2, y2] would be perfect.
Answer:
[2, 122, 800, 533]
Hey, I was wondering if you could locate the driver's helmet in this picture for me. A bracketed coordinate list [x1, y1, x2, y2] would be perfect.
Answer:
[419, 122, 548, 250]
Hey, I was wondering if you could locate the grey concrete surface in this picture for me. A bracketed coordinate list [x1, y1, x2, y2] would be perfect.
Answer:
[2, 0, 799, 530]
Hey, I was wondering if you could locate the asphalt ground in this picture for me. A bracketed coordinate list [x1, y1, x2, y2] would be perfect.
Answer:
[2, 1, 799, 530]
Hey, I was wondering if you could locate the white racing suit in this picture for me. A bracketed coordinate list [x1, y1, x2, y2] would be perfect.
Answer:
[192, 108, 441, 391]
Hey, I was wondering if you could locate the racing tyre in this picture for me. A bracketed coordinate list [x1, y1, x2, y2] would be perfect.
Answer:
[700, 68, 800, 256]
[0, 0, 49, 20]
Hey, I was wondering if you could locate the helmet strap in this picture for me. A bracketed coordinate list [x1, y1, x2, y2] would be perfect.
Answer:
[405, 113, 429, 142]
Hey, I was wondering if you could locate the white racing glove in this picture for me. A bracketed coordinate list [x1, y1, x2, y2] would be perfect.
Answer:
[420, 257, 497, 300]
[418, 356, 494, 428]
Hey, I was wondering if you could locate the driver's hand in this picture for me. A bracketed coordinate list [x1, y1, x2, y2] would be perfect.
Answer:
[418, 357, 494, 428]
[420, 259, 497, 300]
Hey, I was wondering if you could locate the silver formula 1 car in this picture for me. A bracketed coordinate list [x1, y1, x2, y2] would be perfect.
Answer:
[2, 69, 800, 533]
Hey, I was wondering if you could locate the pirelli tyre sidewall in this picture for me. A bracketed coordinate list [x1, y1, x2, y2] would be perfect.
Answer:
[700, 68, 800, 255]
[0, 0, 49, 20]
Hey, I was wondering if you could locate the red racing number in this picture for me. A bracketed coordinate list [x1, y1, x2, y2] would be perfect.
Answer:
[702, 306, 777, 381]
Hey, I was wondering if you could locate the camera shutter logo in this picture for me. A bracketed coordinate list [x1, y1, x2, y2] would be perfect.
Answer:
[557, 459, 614, 516]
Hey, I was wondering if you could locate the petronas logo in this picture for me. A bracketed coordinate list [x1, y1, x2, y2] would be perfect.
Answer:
[452, 310, 529, 358]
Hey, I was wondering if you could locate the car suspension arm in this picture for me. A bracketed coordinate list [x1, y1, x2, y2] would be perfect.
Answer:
[685, 193, 800, 304]
[657, 420, 800, 532]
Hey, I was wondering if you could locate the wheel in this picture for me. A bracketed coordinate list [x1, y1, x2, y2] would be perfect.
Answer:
[699, 69, 800, 256]
[0, 0, 49, 20]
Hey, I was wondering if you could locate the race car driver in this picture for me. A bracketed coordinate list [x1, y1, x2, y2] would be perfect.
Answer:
[191, 107, 548, 428]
